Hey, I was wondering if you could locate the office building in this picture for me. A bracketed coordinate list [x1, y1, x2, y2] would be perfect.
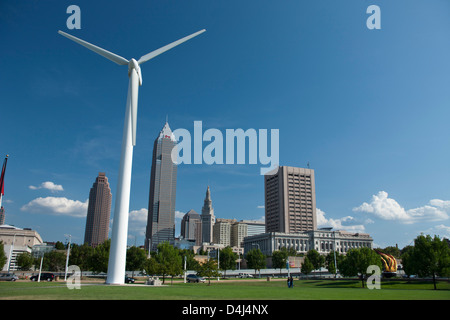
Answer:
[213, 218, 236, 246]
[240, 220, 265, 237]
[180, 209, 202, 245]
[265, 166, 317, 233]
[201, 186, 215, 244]
[84, 172, 112, 247]
[0, 224, 43, 271]
[231, 221, 248, 248]
[146, 122, 178, 251]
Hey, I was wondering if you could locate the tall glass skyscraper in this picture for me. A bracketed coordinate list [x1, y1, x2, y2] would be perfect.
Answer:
[145, 122, 178, 251]
[84, 172, 112, 247]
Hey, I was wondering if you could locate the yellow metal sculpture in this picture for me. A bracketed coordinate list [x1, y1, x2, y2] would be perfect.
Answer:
[375, 250, 397, 277]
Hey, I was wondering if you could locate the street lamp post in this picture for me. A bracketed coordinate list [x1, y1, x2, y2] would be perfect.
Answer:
[184, 255, 187, 283]
[217, 248, 220, 281]
[64, 234, 72, 281]
[333, 231, 338, 278]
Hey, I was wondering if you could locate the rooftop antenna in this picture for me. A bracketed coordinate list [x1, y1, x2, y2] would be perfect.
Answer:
[307, 161, 310, 169]
[59, 29, 206, 285]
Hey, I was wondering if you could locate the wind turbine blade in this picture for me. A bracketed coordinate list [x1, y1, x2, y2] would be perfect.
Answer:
[138, 29, 206, 65]
[58, 30, 129, 66]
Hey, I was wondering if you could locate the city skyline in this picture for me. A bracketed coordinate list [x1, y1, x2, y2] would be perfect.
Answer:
[1, 1, 450, 249]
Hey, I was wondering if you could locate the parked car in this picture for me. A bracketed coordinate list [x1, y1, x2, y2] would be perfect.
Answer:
[125, 276, 135, 284]
[0, 273, 19, 281]
[186, 274, 205, 283]
[238, 273, 253, 278]
[30, 273, 55, 282]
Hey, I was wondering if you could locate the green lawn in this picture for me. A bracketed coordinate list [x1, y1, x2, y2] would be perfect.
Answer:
[1, 279, 449, 300]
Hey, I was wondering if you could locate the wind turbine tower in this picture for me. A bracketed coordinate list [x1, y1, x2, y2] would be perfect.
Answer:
[59, 29, 205, 284]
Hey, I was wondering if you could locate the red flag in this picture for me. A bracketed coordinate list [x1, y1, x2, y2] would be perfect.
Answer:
[0, 156, 8, 196]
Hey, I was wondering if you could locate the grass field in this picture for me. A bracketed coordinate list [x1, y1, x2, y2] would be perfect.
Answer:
[1, 278, 449, 300]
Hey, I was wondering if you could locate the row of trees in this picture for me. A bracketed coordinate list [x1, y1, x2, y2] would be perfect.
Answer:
[299, 234, 450, 289]
[1, 240, 235, 285]
[242, 234, 450, 290]
[3, 234, 449, 289]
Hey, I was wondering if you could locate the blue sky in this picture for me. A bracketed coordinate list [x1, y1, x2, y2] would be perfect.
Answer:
[1, 0, 449, 249]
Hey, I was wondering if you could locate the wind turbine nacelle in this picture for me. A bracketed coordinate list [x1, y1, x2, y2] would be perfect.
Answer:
[128, 58, 142, 85]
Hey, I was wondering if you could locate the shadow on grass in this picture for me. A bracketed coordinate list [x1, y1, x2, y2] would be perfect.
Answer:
[303, 280, 360, 288]
[299, 279, 450, 291]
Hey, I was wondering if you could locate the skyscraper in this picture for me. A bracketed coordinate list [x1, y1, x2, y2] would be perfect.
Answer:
[265, 166, 317, 233]
[84, 172, 112, 247]
[145, 122, 178, 251]
[201, 186, 215, 244]
[181, 209, 202, 245]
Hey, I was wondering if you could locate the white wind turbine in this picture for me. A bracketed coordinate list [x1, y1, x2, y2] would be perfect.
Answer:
[58, 29, 205, 285]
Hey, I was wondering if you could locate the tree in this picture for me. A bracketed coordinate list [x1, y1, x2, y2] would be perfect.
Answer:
[179, 249, 200, 271]
[196, 257, 220, 286]
[144, 256, 161, 277]
[405, 234, 450, 290]
[0, 242, 7, 270]
[89, 240, 110, 274]
[245, 248, 266, 278]
[325, 250, 341, 276]
[219, 247, 238, 278]
[126, 246, 147, 277]
[301, 256, 314, 276]
[16, 252, 34, 271]
[42, 250, 66, 272]
[272, 249, 288, 275]
[339, 247, 382, 288]
[155, 242, 182, 284]
[382, 246, 401, 258]
[54, 241, 65, 250]
[306, 249, 324, 276]
[400, 245, 415, 278]
[69, 243, 94, 276]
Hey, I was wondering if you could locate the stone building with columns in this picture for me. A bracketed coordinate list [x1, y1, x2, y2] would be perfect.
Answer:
[243, 227, 373, 257]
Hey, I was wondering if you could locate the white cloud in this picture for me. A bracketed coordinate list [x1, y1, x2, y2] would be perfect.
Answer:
[316, 208, 368, 233]
[127, 209, 186, 240]
[353, 191, 449, 224]
[21, 196, 88, 218]
[434, 224, 450, 238]
[175, 210, 185, 220]
[29, 181, 64, 192]
[420, 224, 450, 240]
[128, 208, 148, 237]
[429, 199, 450, 209]
[257, 205, 265, 209]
